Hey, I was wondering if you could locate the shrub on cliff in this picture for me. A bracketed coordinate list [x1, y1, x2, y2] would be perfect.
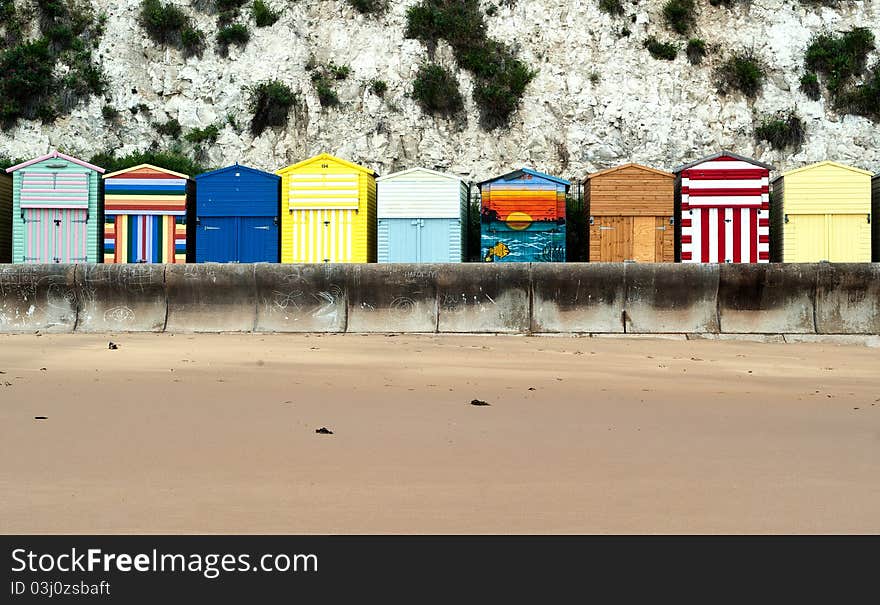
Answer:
[686, 38, 707, 64]
[799, 72, 820, 100]
[716, 51, 764, 98]
[216, 23, 250, 55]
[804, 28, 874, 94]
[412, 63, 464, 118]
[754, 110, 805, 150]
[246, 79, 296, 135]
[405, 0, 534, 129]
[252, 0, 280, 27]
[140, 0, 205, 56]
[348, 0, 387, 14]
[663, 0, 695, 35]
[644, 37, 678, 61]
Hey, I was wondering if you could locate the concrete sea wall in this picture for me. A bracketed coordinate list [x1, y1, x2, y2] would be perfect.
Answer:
[0, 263, 878, 336]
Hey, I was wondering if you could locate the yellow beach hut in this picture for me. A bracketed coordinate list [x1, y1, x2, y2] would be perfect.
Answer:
[276, 153, 377, 263]
[770, 161, 873, 262]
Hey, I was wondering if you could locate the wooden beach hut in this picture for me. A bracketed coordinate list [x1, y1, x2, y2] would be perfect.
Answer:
[102, 164, 193, 264]
[376, 167, 468, 263]
[479, 168, 568, 263]
[0, 172, 11, 263]
[277, 153, 377, 263]
[674, 151, 773, 264]
[5, 151, 105, 263]
[194, 164, 280, 263]
[770, 161, 873, 263]
[584, 163, 675, 262]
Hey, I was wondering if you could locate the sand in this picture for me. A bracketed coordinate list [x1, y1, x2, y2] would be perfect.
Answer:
[0, 333, 878, 534]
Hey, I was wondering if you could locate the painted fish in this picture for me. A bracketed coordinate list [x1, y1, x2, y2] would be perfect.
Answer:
[484, 242, 510, 262]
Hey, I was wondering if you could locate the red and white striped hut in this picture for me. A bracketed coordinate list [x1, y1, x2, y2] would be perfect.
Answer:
[673, 151, 774, 263]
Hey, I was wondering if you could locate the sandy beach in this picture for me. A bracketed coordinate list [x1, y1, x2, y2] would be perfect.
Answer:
[1, 333, 878, 534]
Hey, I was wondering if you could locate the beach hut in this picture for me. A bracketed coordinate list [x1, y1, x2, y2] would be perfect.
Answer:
[584, 163, 675, 262]
[479, 168, 568, 263]
[102, 164, 193, 264]
[770, 161, 873, 263]
[276, 153, 377, 263]
[674, 151, 773, 264]
[0, 173, 11, 263]
[5, 151, 104, 263]
[194, 164, 280, 263]
[873, 173, 880, 262]
[376, 167, 468, 263]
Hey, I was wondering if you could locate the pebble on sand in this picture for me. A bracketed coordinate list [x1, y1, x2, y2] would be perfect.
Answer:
[316, 427, 334, 434]
[470, 399, 490, 406]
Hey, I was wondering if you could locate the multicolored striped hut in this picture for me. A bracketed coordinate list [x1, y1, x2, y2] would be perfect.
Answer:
[674, 151, 774, 264]
[102, 164, 193, 264]
[5, 151, 105, 263]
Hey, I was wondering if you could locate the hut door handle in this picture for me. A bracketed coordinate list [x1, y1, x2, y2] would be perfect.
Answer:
[253, 226, 270, 230]
[54, 219, 62, 226]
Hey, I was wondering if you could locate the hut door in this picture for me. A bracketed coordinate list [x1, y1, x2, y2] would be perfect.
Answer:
[598, 217, 632, 261]
[787, 214, 826, 262]
[631, 217, 656, 262]
[53, 208, 89, 263]
[828, 215, 867, 262]
[200, 217, 237, 262]
[318, 209, 353, 263]
[21, 208, 55, 263]
[239, 216, 278, 263]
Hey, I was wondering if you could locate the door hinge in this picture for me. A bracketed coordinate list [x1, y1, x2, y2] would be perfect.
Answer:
[273, 217, 279, 225]
[599, 226, 614, 230]
[656, 226, 667, 230]
[589, 216, 594, 225]
[196, 217, 201, 226]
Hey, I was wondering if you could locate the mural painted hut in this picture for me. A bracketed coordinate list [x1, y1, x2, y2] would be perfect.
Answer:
[103, 164, 193, 263]
[584, 163, 675, 262]
[770, 161, 873, 263]
[277, 153, 377, 263]
[376, 167, 468, 263]
[5, 151, 104, 263]
[194, 164, 280, 263]
[479, 168, 568, 263]
[674, 151, 773, 264]
[0, 172, 11, 263]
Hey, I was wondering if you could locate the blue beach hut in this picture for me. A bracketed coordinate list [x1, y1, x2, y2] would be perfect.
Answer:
[194, 164, 281, 263]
